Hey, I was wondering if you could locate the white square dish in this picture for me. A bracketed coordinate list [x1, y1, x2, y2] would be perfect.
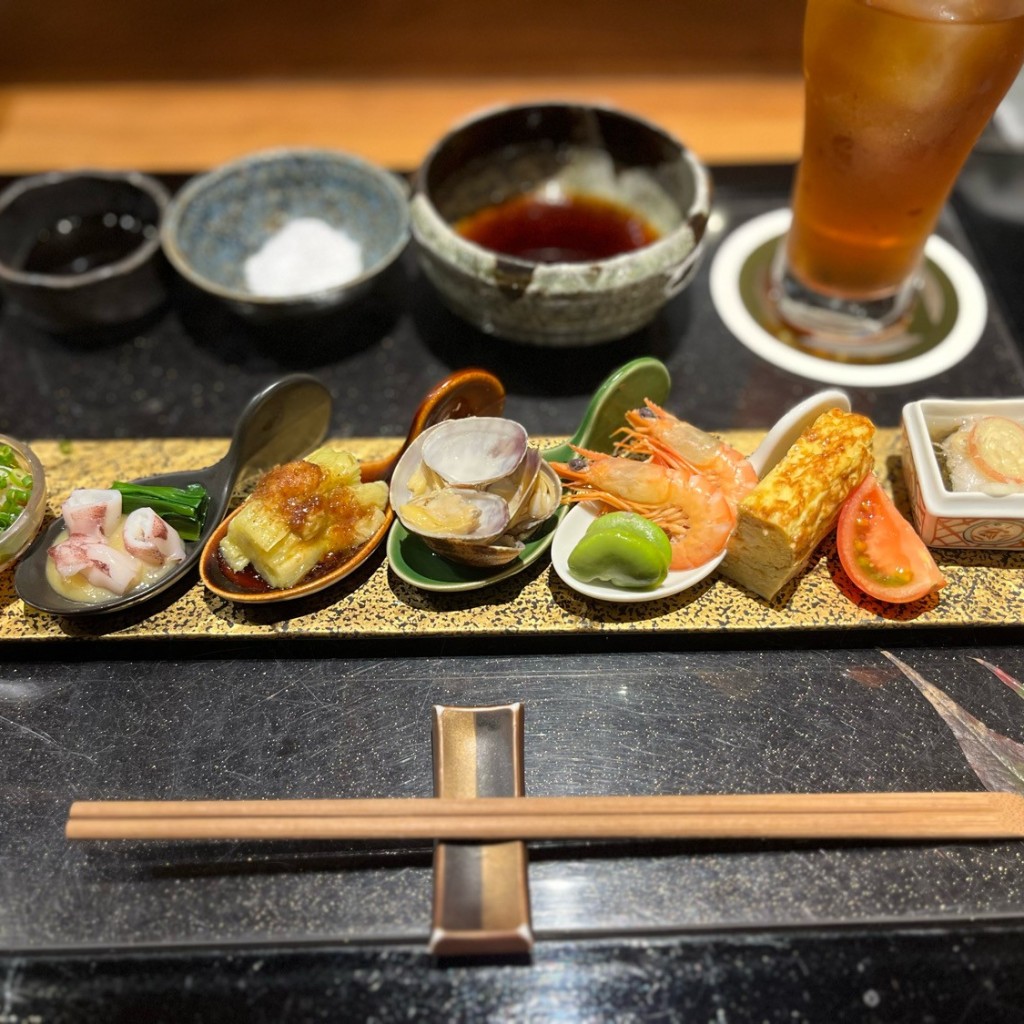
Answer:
[901, 397, 1024, 549]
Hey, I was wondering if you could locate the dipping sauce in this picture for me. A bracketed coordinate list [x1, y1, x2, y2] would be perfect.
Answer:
[455, 192, 659, 263]
[21, 212, 157, 276]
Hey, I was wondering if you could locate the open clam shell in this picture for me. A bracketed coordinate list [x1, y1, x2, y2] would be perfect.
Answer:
[397, 487, 511, 545]
[389, 416, 562, 567]
[424, 531, 525, 567]
[420, 417, 528, 485]
[509, 460, 562, 537]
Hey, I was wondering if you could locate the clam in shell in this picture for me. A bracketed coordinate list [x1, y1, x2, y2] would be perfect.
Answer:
[389, 416, 562, 566]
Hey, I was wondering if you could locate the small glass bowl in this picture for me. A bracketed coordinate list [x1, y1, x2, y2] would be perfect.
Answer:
[901, 397, 1024, 549]
[0, 434, 47, 573]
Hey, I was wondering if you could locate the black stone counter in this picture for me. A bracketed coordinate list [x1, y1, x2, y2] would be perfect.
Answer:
[2, 162, 1024, 1021]
[3, 164, 1023, 445]
[11, 925, 1024, 1023]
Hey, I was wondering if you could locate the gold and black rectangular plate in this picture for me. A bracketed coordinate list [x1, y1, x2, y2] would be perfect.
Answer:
[3, 431, 1021, 641]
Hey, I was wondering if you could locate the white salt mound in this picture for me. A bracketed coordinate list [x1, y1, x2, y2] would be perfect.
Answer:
[244, 217, 363, 297]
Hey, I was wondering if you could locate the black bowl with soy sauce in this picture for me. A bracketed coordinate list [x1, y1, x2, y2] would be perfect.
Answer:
[0, 170, 170, 333]
[410, 102, 712, 347]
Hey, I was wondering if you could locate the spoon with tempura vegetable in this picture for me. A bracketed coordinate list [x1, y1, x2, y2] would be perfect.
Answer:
[198, 367, 507, 604]
[15, 374, 333, 618]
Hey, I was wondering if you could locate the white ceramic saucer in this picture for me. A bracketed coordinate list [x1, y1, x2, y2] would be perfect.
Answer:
[709, 208, 987, 387]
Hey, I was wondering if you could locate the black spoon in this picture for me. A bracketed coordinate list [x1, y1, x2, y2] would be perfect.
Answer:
[14, 373, 332, 618]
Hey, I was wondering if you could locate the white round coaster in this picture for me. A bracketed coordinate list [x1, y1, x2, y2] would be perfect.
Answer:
[708, 208, 988, 387]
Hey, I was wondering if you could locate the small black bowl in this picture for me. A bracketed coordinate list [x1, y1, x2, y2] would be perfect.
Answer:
[0, 170, 170, 333]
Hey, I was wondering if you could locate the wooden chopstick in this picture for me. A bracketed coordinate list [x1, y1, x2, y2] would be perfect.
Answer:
[65, 792, 1024, 842]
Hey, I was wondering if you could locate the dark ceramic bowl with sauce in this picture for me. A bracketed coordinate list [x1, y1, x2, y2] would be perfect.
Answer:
[411, 102, 712, 347]
[0, 170, 170, 333]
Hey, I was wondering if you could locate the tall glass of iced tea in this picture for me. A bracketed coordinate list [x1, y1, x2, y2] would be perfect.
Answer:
[770, 0, 1024, 352]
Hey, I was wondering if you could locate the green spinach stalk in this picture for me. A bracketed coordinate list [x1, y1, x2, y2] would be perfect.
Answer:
[112, 482, 209, 541]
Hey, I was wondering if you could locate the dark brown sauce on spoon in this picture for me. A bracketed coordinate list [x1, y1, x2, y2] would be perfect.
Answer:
[214, 550, 352, 593]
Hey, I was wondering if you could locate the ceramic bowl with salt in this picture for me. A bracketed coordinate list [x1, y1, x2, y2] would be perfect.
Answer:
[161, 148, 410, 321]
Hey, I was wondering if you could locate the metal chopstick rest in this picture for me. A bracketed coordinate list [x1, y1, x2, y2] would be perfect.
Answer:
[429, 703, 532, 956]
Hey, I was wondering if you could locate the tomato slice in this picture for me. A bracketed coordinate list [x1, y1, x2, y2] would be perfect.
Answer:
[837, 473, 946, 604]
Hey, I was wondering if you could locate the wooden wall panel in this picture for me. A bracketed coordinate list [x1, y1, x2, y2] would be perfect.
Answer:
[0, 0, 804, 83]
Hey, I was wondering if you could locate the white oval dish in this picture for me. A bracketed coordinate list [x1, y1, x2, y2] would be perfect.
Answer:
[747, 388, 850, 477]
[550, 389, 851, 603]
[551, 501, 726, 603]
[709, 207, 986, 387]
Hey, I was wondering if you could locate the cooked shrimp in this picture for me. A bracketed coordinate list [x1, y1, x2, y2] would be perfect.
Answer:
[551, 447, 735, 570]
[616, 400, 757, 509]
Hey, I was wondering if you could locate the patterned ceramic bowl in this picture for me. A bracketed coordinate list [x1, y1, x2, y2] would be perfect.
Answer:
[411, 102, 711, 347]
[0, 434, 46, 574]
[161, 148, 410, 322]
[901, 397, 1024, 549]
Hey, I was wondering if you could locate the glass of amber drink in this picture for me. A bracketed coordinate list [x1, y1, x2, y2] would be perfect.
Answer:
[771, 0, 1024, 353]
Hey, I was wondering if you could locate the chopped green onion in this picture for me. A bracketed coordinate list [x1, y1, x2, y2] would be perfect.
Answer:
[1, 489, 27, 514]
[0, 445, 32, 536]
[0, 466, 32, 489]
[111, 482, 209, 542]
